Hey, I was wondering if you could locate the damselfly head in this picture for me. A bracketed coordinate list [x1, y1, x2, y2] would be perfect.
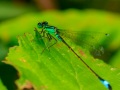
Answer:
[37, 21, 48, 28]
[42, 21, 48, 26]
[37, 22, 43, 28]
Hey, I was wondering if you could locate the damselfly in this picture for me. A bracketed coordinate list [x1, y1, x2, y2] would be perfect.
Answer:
[36, 21, 112, 90]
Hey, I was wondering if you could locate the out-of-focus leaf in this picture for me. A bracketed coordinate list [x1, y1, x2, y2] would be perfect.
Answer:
[0, 80, 7, 90]
[0, 2, 35, 21]
[110, 49, 120, 68]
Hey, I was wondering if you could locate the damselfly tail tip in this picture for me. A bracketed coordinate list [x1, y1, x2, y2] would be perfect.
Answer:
[108, 84, 112, 90]
[100, 79, 112, 90]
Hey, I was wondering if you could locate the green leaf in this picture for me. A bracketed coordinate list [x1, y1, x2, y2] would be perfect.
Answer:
[5, 29, 120, 90]
[110, 49, 120, 68]
[0, 80, 7, 90]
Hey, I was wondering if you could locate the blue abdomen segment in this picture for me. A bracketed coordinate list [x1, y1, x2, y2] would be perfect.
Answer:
[100, 79, 112, 90]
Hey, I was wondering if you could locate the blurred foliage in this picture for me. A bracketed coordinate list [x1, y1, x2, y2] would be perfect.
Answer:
[59, 0, 120, 12]
[110, 50, 120, 68]
[0, 1, 36, 22]
[0, 80, 7, 90]
[1, 0, 120, 12]
[0, 9, 120, 90]
[0, 63, 19, 90]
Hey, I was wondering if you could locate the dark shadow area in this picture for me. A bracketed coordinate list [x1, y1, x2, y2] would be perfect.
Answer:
[0, 63, 19, 90]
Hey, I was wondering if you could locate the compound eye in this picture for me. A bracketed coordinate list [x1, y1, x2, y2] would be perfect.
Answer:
[37, 22, 43, 28]
[42, 21, 48, 26]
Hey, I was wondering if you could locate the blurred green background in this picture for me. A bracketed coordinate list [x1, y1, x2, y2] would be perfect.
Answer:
[0, 0, 120, 90]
